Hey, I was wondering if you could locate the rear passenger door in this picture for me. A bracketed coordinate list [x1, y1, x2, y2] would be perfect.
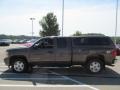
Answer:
[72, 37, 88, 64]
[55, 38, 71, 66]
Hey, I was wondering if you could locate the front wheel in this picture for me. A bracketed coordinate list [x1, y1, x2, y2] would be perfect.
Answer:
[85, 59, 104, 74]
[11, 58, 28, 73]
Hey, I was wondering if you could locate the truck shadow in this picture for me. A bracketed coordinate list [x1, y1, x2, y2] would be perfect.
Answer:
[0, 66, 120, 85]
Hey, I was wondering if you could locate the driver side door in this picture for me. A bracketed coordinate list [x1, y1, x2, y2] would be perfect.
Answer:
[29, 38, 55, 66]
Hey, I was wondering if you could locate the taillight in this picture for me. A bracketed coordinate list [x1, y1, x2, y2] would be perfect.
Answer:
[116, 48, 120, 56]
[111, 50, 117, 57]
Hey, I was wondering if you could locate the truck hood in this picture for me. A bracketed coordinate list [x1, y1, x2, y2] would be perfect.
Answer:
[7, 47, 29, 52]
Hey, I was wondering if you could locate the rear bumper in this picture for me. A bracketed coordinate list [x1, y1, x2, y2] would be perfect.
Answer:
[112, 58, 117, 64]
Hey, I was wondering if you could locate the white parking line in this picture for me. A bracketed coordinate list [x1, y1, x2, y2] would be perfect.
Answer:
[0, 72, 15, 74]
[50, 71, 83, 84]
[0, 84, 97, 88]
[0, 68, 9, 71]
[0, 63, 99, 90]
[0, 63, 5, 65]
[50, 71, 99, 90]
[0, 66, 8, 68]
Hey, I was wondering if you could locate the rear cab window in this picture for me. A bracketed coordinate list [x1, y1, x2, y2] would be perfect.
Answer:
[73, 37, 113, 47]
[84, 37, 113, 46]
[57, 38, 67, 48]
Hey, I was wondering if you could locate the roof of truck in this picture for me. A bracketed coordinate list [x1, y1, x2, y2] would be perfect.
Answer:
[44, 34, 109, 38]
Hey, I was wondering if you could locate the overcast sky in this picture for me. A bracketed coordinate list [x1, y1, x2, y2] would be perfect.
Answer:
[0, 0, 120, 36]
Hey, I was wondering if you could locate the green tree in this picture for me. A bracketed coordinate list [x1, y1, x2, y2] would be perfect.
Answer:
[73, 31, 82, 36]
[39, 13, 60, 37]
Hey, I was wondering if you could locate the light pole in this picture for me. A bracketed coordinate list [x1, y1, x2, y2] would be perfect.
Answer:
[115, 0, 119, 45]
[30, 18, 35, 38]
[62, 0, 64, 36]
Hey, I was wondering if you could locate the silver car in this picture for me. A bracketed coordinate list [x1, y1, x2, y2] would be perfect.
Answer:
[0, 39, 11, 46]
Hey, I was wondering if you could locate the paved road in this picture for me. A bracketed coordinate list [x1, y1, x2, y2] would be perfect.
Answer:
[0, 44, 120, 90]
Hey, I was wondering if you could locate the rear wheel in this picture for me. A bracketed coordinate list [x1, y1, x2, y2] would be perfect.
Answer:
[85, 59, 104, 73]
[11, 58, 28, 73]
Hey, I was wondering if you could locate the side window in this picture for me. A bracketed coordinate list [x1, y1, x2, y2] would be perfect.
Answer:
[73, 38, 84, 46]
[43, 38, 54, 48]
[57, 38, 67, 48]
[73, 37, 111, 46]
[84, 37, 111, 45]
[35, 38, 54, 48]
[83, 38, 95, 45]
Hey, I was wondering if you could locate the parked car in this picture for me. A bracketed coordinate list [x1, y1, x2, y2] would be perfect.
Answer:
[18, 39, 28, 44]
[23, 39, 39, 47]
[4, 35, 117, 73]
[0, 39, 11, 46]
[12, 39, 21, 44]
[12, 39, 27, 44]
[116, 44, 120, 56]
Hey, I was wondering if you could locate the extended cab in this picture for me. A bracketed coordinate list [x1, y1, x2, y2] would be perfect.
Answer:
[4, 36, 117, 73]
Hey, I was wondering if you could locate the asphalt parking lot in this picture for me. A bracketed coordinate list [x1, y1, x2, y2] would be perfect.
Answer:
[0, 44, 120, 90]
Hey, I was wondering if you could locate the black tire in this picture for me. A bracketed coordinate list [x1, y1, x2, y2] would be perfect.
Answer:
[11, 58, 28, 73]
[85, 58, 104, 74]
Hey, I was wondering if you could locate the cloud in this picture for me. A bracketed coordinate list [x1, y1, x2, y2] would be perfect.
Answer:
[62, 4, 120, 36]
[0, 1, 120, 36]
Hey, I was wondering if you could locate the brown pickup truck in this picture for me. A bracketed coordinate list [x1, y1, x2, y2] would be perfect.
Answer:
[4, 35, 117, 73]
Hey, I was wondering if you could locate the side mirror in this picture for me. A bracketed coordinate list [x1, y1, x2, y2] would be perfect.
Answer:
[33, 43, 39, 49]
[33, 42, 45, 49]
[32, 41, 52, 49]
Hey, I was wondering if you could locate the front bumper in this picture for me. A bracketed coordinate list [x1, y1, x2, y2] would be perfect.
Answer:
[4, 57, 10, 66]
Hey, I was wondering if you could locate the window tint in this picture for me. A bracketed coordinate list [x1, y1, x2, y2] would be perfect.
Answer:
[43, 38, 54, 48]
[84, 37, 111, 45]
[57, 38, 67, 48]
[44, 38, 53, 45]
[73, 37, 111, 46]
[73, 38, 84, 46]
[36, 38, 54, 48]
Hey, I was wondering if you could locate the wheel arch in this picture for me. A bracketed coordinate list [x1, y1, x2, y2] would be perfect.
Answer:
[10, 55, 28, 65]
[85, 54, 105, 65]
